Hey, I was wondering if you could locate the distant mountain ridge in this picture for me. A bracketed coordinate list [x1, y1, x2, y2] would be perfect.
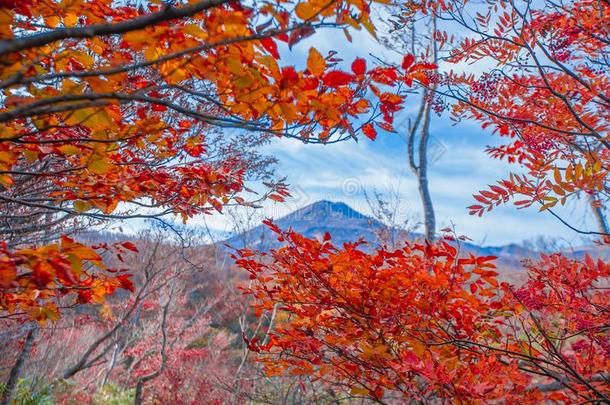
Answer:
[225, 200, 385, 251]
[223, 200, 608, 282]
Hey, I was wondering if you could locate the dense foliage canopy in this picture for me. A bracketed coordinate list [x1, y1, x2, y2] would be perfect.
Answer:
[0, 0, 608, 403]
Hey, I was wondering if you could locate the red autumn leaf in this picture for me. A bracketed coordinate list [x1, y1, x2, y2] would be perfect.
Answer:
[322, 71, 354, 88]
[411, 62, 437, 71]
[351, 58, 367, 76]
[288, 26, 315, 49]
[268, 194, 285, 202]
[151, 104, 167, 112]
[401, 54, 415, 70]
[369, 67, 398, 85]
[281, 66, 300, 86]
[376, 121, 395, 132]
[275, 32, 289, 42]
[362, 123, 377, 140]
[301, 77, 319, 91]
[178, 120, 191, 129]
[499, 124, 509, 135]
[260, 37, 280, 59]
[116, 274, 135, 292]
[122, 241, 139, 252]
[0, 0, 33, 14]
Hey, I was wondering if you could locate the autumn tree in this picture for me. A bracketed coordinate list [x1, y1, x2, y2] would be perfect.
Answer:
[430, 0, 610, 236]
[0, 0, 433, 326]
[0, 2, 437, 403]
[0, 229, 247, 403]
[234, 0, 610, 402]
[237, 224, 610, 403]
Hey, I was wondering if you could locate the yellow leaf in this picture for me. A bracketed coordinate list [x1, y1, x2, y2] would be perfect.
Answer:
[350, 387, 369, 396]
[0, 151, 15, 164]
[31, 304, 60, 324]
[258, 55, 280, 77]
[62, 78, 83, 94]
[279, 102, 298, 122]
[360, 343, 389, 359]
[84, 109, 114, 130]
[307, 47, 325, 78]
[123, 30, 149, 50]
[74, 51, 94, 69]
[64, 13, 78, 27]
[539, 198, 558, 211]
[87, 156, 111, 174]
[86, 76, 113, 93]
[144, 46, 160, 61]
[226, 57, 242, 75]
[343, 15, 361, 30]
[66, 253, 83, 274]
[0, 9, 13, 39]
[165, 67, 186, 84]
[234, 75, 253, 89]
[65, 109, 88, 126]
[73, 200, 92, 213]
[58, 145, 81, 156]
[0, 124, 15, 139]
[91, 283, 108, 303]
[183, 24, 207, 39]
[123, 31, 147, 43]
[23, 150, 39, 162]
[410, 339, 426, 357]
[295, 2, 317, 20]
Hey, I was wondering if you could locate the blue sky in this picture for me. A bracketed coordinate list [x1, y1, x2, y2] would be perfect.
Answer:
[103, 17, 593, 248]
[190, 22, 601, 248]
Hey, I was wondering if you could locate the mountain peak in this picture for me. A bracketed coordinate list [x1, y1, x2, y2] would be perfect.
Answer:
[287, 200, 367, 221]
[224, 199, 379, 250]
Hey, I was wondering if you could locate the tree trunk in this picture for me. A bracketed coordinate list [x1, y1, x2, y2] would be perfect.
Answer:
[133, 381, 144, 405]
[406, 13, 438, 241]
[417, 98, 436, 241]
[2, 326, 37, 405]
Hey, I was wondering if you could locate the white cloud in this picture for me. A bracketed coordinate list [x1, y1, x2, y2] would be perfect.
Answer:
[157, 13, 598, 248]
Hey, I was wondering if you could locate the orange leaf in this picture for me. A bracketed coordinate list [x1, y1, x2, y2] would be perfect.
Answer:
[307, 47, 325, 78]
[362, 123, 377, 140]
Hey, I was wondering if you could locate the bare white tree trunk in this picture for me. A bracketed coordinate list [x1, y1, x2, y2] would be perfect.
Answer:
[406, 14, 438, 241]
